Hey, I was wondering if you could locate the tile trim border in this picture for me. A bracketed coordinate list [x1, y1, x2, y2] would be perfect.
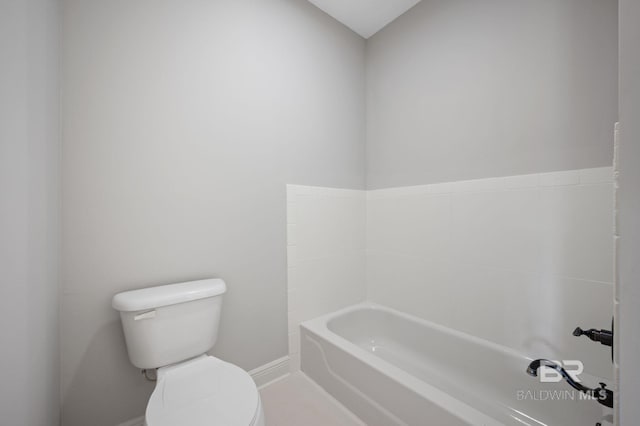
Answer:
[367, 167, 613, 200]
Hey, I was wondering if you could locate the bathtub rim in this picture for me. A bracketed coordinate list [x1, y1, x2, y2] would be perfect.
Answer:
[302, 301, 612, 377]
[303, 301, 537, 363]
[301, 302, 506, 426]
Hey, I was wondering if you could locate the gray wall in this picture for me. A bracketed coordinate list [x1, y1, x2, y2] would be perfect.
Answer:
[0, 0, 60, 425]
[366, 0, 618, 189]
[617, 0, 640, 424]
[60, 0, 365, 424]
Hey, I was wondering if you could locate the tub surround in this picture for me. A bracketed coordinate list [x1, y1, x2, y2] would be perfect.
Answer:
[367, 166, 614, 380]
[288, 166, 614, 381]
[286, 185, 367, 371]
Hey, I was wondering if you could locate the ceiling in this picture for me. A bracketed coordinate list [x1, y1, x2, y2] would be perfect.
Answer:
[307, 0, 422, 39]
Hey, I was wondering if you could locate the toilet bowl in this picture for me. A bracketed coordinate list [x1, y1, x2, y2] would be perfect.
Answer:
[145, 356, 265, 426]
[112, 279, 265, 426]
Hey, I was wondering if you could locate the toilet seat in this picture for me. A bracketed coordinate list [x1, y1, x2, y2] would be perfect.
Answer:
[145, 355, 264, 426]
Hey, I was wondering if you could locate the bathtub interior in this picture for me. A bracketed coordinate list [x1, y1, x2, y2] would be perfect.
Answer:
[302, 303, 610, 426]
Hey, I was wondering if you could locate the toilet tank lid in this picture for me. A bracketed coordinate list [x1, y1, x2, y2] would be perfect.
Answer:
[112, 278, 226, 312]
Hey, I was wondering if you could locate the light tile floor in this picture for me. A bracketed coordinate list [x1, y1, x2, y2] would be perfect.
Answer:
[259, 372, 365, 426]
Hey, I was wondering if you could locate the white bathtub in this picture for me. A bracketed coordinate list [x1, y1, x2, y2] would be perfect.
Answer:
[300, 303, 611, 426]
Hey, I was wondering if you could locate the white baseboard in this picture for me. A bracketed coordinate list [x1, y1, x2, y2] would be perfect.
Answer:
[116, 416, 144, 426]
[116, 356, 290, 426]
[249, 355, 290, 388]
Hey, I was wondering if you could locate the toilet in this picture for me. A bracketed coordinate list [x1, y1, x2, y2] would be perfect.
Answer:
[112, 279, 265, 426]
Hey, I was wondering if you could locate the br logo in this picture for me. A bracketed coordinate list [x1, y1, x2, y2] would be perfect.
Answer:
[538, 360, 584, 383]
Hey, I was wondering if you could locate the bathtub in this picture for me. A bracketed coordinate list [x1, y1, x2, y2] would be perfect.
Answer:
[300, 303, 610, 426]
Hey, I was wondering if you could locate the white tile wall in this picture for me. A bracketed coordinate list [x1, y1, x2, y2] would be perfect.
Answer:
[366, 167, 615, 379]
[287, 167, 614, 379]
[286, 185, 366, 372]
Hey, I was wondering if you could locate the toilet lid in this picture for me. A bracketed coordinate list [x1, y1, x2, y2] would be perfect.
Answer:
[146, 356, 260, 426]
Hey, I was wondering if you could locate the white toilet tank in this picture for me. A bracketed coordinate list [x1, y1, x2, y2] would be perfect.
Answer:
[112, 279, 226, 369]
